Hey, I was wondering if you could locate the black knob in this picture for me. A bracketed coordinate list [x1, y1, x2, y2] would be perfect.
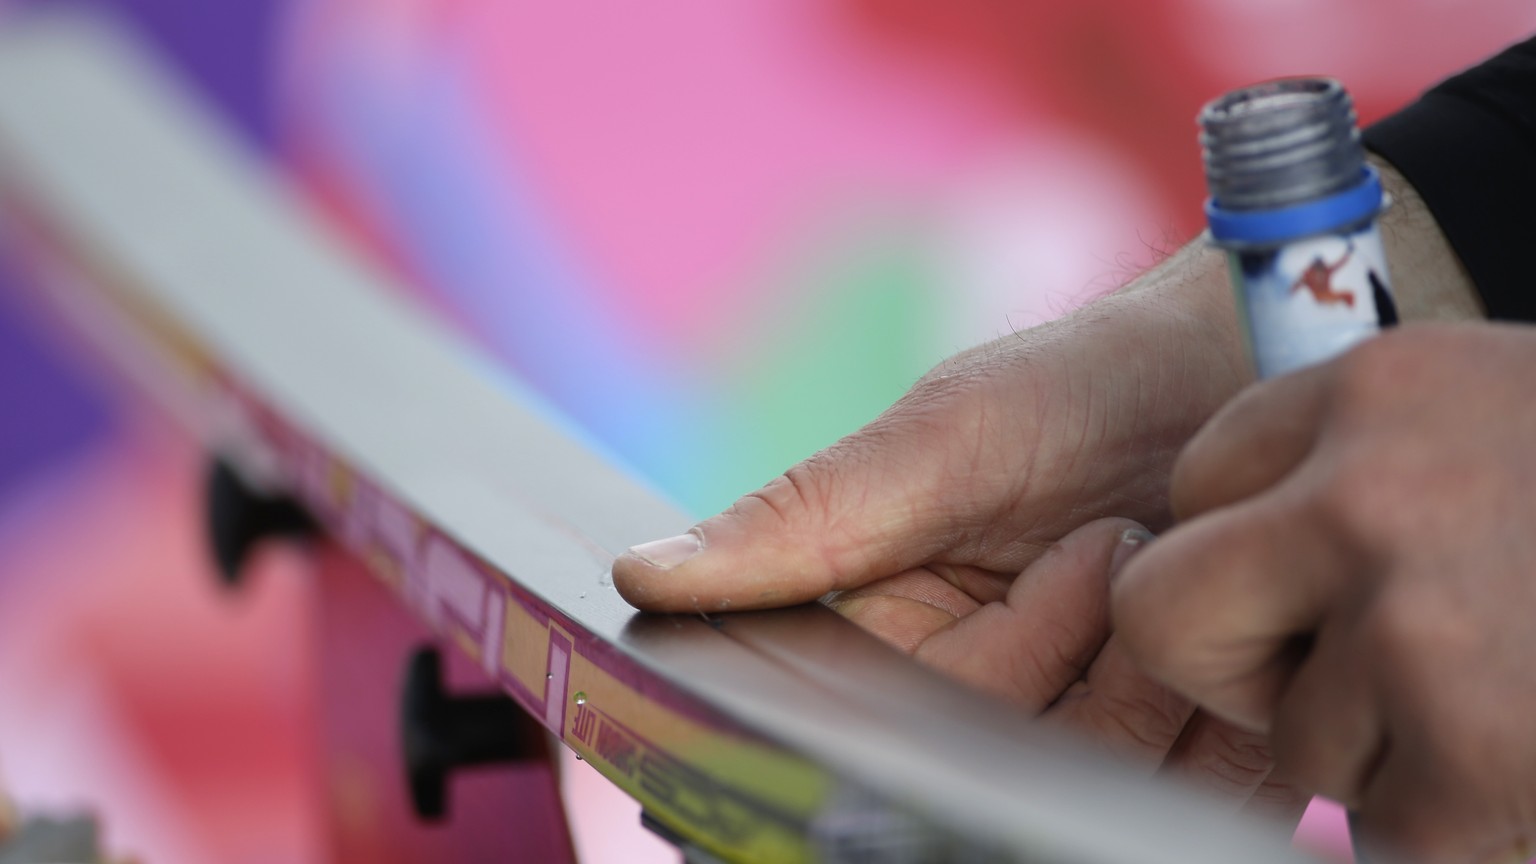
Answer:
[400, 647, 545, 820]
[204, 457, 313, 588]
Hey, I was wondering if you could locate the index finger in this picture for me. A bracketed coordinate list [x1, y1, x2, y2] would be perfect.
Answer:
[1113, 486, 1354, 731]
[1173, 361, 1333, 521]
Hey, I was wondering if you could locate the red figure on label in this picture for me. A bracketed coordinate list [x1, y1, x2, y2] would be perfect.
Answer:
[1291, 245, 1355, 308]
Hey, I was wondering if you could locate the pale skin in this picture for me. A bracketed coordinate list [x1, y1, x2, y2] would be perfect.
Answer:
[612, 158, 1498, 855]
[1116, 323, 1536, 864]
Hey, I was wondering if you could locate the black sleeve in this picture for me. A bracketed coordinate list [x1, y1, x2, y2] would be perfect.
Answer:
[1363, 37, 1536, 322]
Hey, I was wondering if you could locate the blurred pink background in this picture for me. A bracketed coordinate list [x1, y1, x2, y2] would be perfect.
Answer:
[1, 1, 1532, 861]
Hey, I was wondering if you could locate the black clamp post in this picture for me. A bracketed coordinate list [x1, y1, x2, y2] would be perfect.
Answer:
[400, 647, 547, 821]
[204, 457, 313, 588]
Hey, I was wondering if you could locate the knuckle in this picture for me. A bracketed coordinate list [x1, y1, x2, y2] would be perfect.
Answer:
[779, 460, 827, 512]
[1358, 587, 1439, 664]
[739, 470, 816, 529]
[1247, 776, 1310, 817]
[1091, 687, 1190, 754]
[1191, 723, 1275, 790]
[736, 451, 884, 588]
[1334, 332, 1414, 403]
[1009, 618, 1100, 693]
[1310, 457, 1373, 528]
[1308, 448, 1402, 551]
[749, 459, 848, 533]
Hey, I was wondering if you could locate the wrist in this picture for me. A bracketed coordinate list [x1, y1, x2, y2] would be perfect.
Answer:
[1079, 244, 1255, 522]
[1111, 239, 1253, 396]
[1370, 153, 1485, 322]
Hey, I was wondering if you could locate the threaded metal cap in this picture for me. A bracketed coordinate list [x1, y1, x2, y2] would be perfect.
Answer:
[1200, 78, 1364, 212]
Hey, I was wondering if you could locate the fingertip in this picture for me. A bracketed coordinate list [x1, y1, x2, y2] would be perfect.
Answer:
[611, 522, 824, 613]
[610, 553, 662, 609]
[1108, 548, 1151, 624]
[1109, 525, 1157, 579]
[611, 538, 707, 612]
[612, 531, 692, 610]
[625, 530, 704, 571]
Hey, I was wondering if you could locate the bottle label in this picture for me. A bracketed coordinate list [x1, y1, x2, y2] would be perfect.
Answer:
[1227, 222, 1396, 379]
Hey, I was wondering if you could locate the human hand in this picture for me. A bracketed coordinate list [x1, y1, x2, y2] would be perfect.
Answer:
[1114, 323, 1536, 862]
[613, 248, 1305, 814]
[614, 247, 1248, 618]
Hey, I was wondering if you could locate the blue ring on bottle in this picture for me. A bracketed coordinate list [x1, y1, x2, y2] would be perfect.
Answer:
[1206, 166, 1383, 246]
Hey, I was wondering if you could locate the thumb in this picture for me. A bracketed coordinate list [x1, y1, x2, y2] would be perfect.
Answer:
[613, 429, 967, 613]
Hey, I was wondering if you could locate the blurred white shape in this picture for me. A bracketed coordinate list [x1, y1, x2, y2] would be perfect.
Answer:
[931, 133, 1162, 351]
[559, 747, 680, 864]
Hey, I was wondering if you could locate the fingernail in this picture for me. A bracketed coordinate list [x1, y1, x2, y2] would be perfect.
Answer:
[624, 531, 703, 571]
[1109, 528, 1155, 578]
